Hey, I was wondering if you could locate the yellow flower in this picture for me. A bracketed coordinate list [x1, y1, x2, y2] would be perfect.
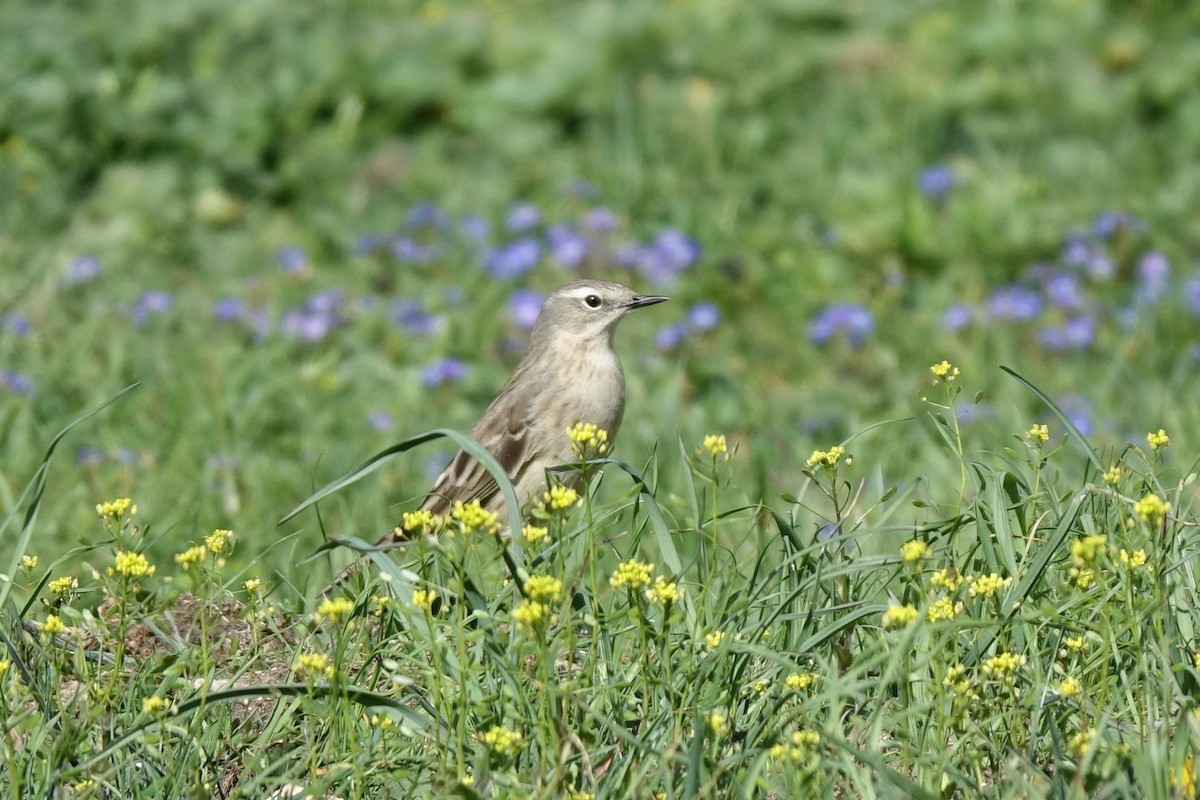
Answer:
[401, 509, 442, 535]
[48, 576, 79, 595]
[705, 630, 725, 649]
[521, 524, 550, 546]
[1064, 635, 1087, 652]
[645, 575, 682, 605]
[1175, 755, 1196, 798]
[71, 780, 96, 793]
[411, 589, 437, 612]
[371, 595, 390, 616]
[0, 659, 9, 677]
[784, 672, 816, 691]
[702, 434, 728, 458]
[512, 600, 550, 629]
[1194, 651, 1200, 670]
[567, 422, 610, 458]
[981, 652, 1026, 683]
[969, 572, 1011, 599]
[113, 550, 154, 578]
[930, 568, 963, 592]
[930, 361, 959, 382]
[42, 614, 66, 636]
[1118, 548, 1147, 570]
[565, 791, 595, 800]
[243, 578, 263, 595]
[1067, 567, 1096, 589]
[943, 663, 970, 695]
[806, 445, 847, 469]
[1058, 676, 1082, 697]
[296, 652, 336, 680]
[1070, 534, 1107, 565]
[451, 500, 501, 535]
[20, 555, 38, 571]
[142, 696, 171, 716]
[706, 712, 728, 735]
[205, 529, 231, 554]
[1147, 428, 1170, 450]
[1067, 728, 1096, 758]
[314, 597, 355, 624]
[926, 597, 961, 622]
[769, 729, 821, 761]
[1101, 465, 1124, 484]
[542, 485, 581, 512]
[899, 539, 928, 563]
[96, 498, 136, 519]
[1134, 493, 1169, 525]
[174, 545, 206, 570]
[881, 603, 918, 628]
[525, 575, 563, 602]
[610, 559, 654, 590]
[481, 725, 525, 758]
[1026, 424, 1050, 443]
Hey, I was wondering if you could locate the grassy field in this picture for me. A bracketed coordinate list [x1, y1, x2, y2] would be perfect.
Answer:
[3, 0, 1200, 796]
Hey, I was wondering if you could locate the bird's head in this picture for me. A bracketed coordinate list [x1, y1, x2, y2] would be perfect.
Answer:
[531, 280, 669, 346]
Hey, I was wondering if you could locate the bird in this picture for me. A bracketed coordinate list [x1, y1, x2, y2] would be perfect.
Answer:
[334, 279, 668, 585]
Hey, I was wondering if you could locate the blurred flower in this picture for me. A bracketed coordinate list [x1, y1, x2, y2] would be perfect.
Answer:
[484, 238, 542, 279]
[113, 447, 135, 465]
[424, 452, 452, 481]
[130, 291, 173, 326]
[406, 200, 448, 229]
[508, 289, 545, 330]
[2, 313, 30, 336]
[353, 233, 382, 255]
[389, 236, 439, 264]
[1085, 252, 1115, 280]
[280, 309, 338, 342]
[648, 228, 701, 282]
[76, 447, 105, 466]
[986, 286, 1042, 321]
[63, 255, 101, 285]
[422, 357, 467, 388]
[214, 297, 244, 322]
[1183, 277, 1200, 316]
[687, 302, 721, 332]
[565, 178, 599, 197]
[1056, 394, 1094, 436]
[916, 164, 955, 203]
[942, 304, 972, 332]
[1, 369, 33, 395]
[459, 214, 491, 242]
[274, 246, 309, 275]
[368, 410, 394, 431]
[546, 224, 588, 268]
[1043, 272, 1084, 311]
[391, 299, 444, 336]
[655, 323, 688, 351]
[1061, 234, 1093, 268]
[1136, 251, 1169, 303]
[1039, 316, 1095, 351]
[808, 303, 873, 346]
[506, 202, 542, 233]
[581, 207, 617, 233]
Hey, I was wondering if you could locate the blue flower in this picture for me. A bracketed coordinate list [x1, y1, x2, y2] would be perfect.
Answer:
[916, 164, 955, 203]
[484, 238, 542, 279]
[64, 255, 101, 285]
[1, 369, 33, 395]
[546, 224, 588, 269]
[1039, 316, 1095, 352]
[1136, 251, 1169, 303]
[508, 289, 545, 330]
[1043, 272, 1084, 311]
[1060, 234, 1093, 269]
[1183, 276, 1200, 316]
[942, 304, 973, 332]
[986, 286, 1042, 321]
[130, 291, 173, 326]
[565, 179, 599, 198]
[280, 309, 338, 342]
[391, 299, 444, 336]
[214, 298, 244, 322]
[687, 302, 720, 332]
[76, 447, 105, 466]
[808, 304, 874, 346]
[654, 323, 689, 351]
[3, 313, 31, 336]
[406, 201, 448, 230]
[390, 236, 439, 264]
[1056, 394, 1094, 436]
[113, 447, 136, 465]
[505, 203, 542, 233]
[368, 410, 394, 431]
[275, 246, 309, 275]
[459, 215, 491, 243]
[422, 358, 468, 389]
[582, 207, 618, 233]
[354, 233, 382, 256]
[1091, 211, 1144, 239]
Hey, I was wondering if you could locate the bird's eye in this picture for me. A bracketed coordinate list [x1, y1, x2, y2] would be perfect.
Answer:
[584, 294, 602, 309]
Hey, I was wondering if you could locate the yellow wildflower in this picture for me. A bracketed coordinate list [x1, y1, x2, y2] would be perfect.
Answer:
[113, 550, 154, 578]
[0, 659, 9, 677]
[542, 485, 581, 512]
[205, 529, 231, 554]
[981, 652, 1026, 683]
[1070, 534, 1107, 565]
[1118, 548, 1147, 570]
[1067, 567, 1095, 589]
[705, 630, 725, 649]
[969, 572, 1011, 599]
[645, 575, 682, 605]
[930, 361, 959, 382]
[610, 559, 654, 590]
[806, 445, 847, 469]
[567, 422, 609, 457]
[48, 576, 79, 595]
[411, 589, 437, 612]
[930, 568, 963, 592]
[243, 578, 263, 595]
[769, 729, 821, 761]
[702, 434, 728, 458]
[525, 575, 563, 602]
[785, 672, 816, 691]
[521, 524, 550, 545]
[451, 499, 501, 535]
[1027, 424, 1050, 443]
[943, 663, 970, 695]
[512, 600, 550, 629]
[1068, 728, 1096, 758]
[371, 595, 390, 616]
[42, 614, 66, 636]
[314, 597, 355, 624]
[1175, 756, 1196, 798]
[96, 498, 136, 519]
[296, 652, 335, 680]
[899, 539, 928, 563]
[1064, 635, 1087, 652]
[1147, 429, 1170, 450]
[881, 603, 918, 628]
[142, 696, 171, 716]
[1101, 465, 1124, 484]
[1058, 676, 1082, 697]
[20, 555, 38, 571]
[706, 712, 728, 735]
[1134, 493, 1169, 525]
[401, 509, 442, 535]
[174, 545, 206, 570]
[926, 597, 961, 622]
[481, 725, 524, 758]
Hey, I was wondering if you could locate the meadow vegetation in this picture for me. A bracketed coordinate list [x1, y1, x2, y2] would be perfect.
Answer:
[3, 1, 1200, 796]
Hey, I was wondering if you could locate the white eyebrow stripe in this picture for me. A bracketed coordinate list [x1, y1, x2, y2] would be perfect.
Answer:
[563, 286, 602, 300]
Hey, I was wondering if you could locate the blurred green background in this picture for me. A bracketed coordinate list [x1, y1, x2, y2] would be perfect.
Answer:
[3, 0, 1199, 575]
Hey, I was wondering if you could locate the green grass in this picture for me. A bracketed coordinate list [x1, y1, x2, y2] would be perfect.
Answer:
[4, 0, 1200, 795]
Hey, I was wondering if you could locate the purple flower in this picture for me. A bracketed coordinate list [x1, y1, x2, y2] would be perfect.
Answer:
[130, 291, 173, 326]
[1039, 316, 1095, 351]
[916, 164, 955, 203]
[275, 246, 309, 275]
[565, 179, 599, 198]
[354, 233, 382, 256]
[1183, 276, 1200, 316]
[368, 410, 394, 431]
[686, 302, 720, 332]
[2, 313, 30, 336]
[391, 299, 444, 336]
[1092, 211, 1144, 239]
[1043, 272, 1084, 311]
[582, 207, 618, 233]
[955, 400, 996, 426]
[390, 236, 439, 264]
[304, 290, 344, 315]
[484, 238, 542, 279]
[113, 447, 136, 465]
[214, 298, 244, 322]
[280, 309, 339, 342]
[1085, 252, 1115, 281]
[1060, 235, 1093, 269]
[546, 224, 588, 269]
[655, 323, 689, 351]
[76, 447, 105, 466]
[653, 229, 701, 271]
[508, 289, 545, 330]
[986, 286, 1042, 321]
[406, 201, 448, 230]
[1, 369, 33, 395]
[459, 215, 491, 243]
[808, 303, 874, 346]
[942, 304, 973, 332]
[64, 255, 101, 285]
[1136, 251, 1169, 303]
[505, 203, 542, 233]
[1056, 394, 1094, 436]
[422, 358, 467, 389]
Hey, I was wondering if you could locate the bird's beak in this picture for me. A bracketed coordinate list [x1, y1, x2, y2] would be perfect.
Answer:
[626, 294, 670, 309]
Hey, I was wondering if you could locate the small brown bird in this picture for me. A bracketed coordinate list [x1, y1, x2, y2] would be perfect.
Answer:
[336, 279, 668, 582]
